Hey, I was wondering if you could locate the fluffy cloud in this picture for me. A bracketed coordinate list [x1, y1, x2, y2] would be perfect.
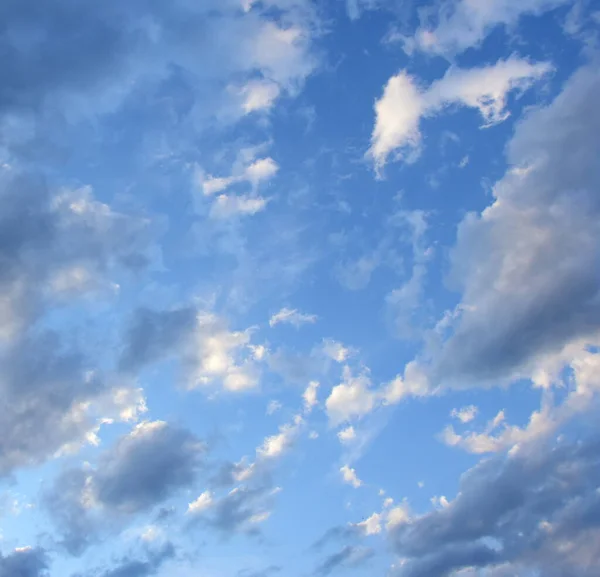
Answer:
[340, 465, 363, 488]
[45, 421, 205, 553]
[120, 307, 262, 392]
[403, 0, 568, 55]
[368, 56, 551, 172]
[337, 426, 356, 444]
[430, 63, 600, 386]
[326, 362, 430, 425]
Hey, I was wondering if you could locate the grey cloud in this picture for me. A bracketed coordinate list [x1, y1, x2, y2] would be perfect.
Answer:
[0, 173, 155, 476]
[432, 62, 600, 386]
[0, 173, 154, 334]
[390, 427, 600, 576]
[78, 542, 175, 577]
[238, 565, 282, 577]
[0, 547, 48, 577]
[119, 307, 197, 372]
[315, 545, 374, 576]
[205, 485, 274, 535]
[46, 422, 205, 554]
[0, 0, 317, 151]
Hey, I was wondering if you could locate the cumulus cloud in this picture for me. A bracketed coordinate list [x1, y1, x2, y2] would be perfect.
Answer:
[340, 465, 363, 488]
[429, 63, 600, 386]
[120, 307, 262, 393]
[45, 421, 205, 553]
[269, 307, 318, 328]
[326, 362, 430, 425]
[403, 0, 568, 55]
[368, 56, 551, 172]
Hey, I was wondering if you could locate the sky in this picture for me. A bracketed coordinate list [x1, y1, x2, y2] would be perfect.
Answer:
[0, 1, 599, 576]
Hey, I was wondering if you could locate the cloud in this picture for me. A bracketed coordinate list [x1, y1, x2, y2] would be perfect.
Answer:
[326, 362, 430, 425]
[266, 400, 283, 415]
[368, 56, 551, 172]
[0, 0, 318, 139]
[120, 307, 262, 393]
[337, 426, 356, 444]
[326, 368, 377, 426]
[257, 415, 304, 459]
[389, 425, 600, 577]
[403, 0, 568, 55]
[450, 405, 478, 424]
[340, 465, 363, 488]
[0, 333, 146, 477]
[239, 566, 282, 577]
[315, 545, 374, 576]
[0, 176, 155, 341]
[237, 79, 281, 114]
[199, 484, 280, 535]
[188, 491, 214, 515]
[428, 62, 600, 386]
[45, 421, 205, 553]
[0, 547, 48, 577]
[81, 543, 175, 577]
[356, 512, 382, 536]
[303, 381, 320, 412]
[269, 307, 318, 328]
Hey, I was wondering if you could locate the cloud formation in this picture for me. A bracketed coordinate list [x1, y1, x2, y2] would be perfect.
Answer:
[431, 62, 600, 386]
[46, 421, 205, 553]
[368, 56, 551, 172]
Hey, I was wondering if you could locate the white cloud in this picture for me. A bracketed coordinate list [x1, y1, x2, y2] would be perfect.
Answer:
[209, 194, 268, 219]
[321, 339, 352, 363]
[303, 381, 319, 413]
[269, 307, 318, 328]
[326, 367, 377, 426]
[245, 157, 280, 186]
[340, 464, 363, 488]
[326, 362, 431, 425]
[337, 426, 357, 444]
[386, 502, 411, 529]
[405, 0, 568, 55]
[450, 405, 479, 424]
[381, 361, 430, 405]
[368, 56, 552, 172]
[257, 414, 304, 459]
[356, 512, 382, 535]
[430, 495, 450, 509]
[238, 79, 281, 113]
[196, 156, 279, 220]
[188, 491, 214, 514]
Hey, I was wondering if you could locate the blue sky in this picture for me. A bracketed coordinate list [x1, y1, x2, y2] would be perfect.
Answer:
[0, 1, 599, 576]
